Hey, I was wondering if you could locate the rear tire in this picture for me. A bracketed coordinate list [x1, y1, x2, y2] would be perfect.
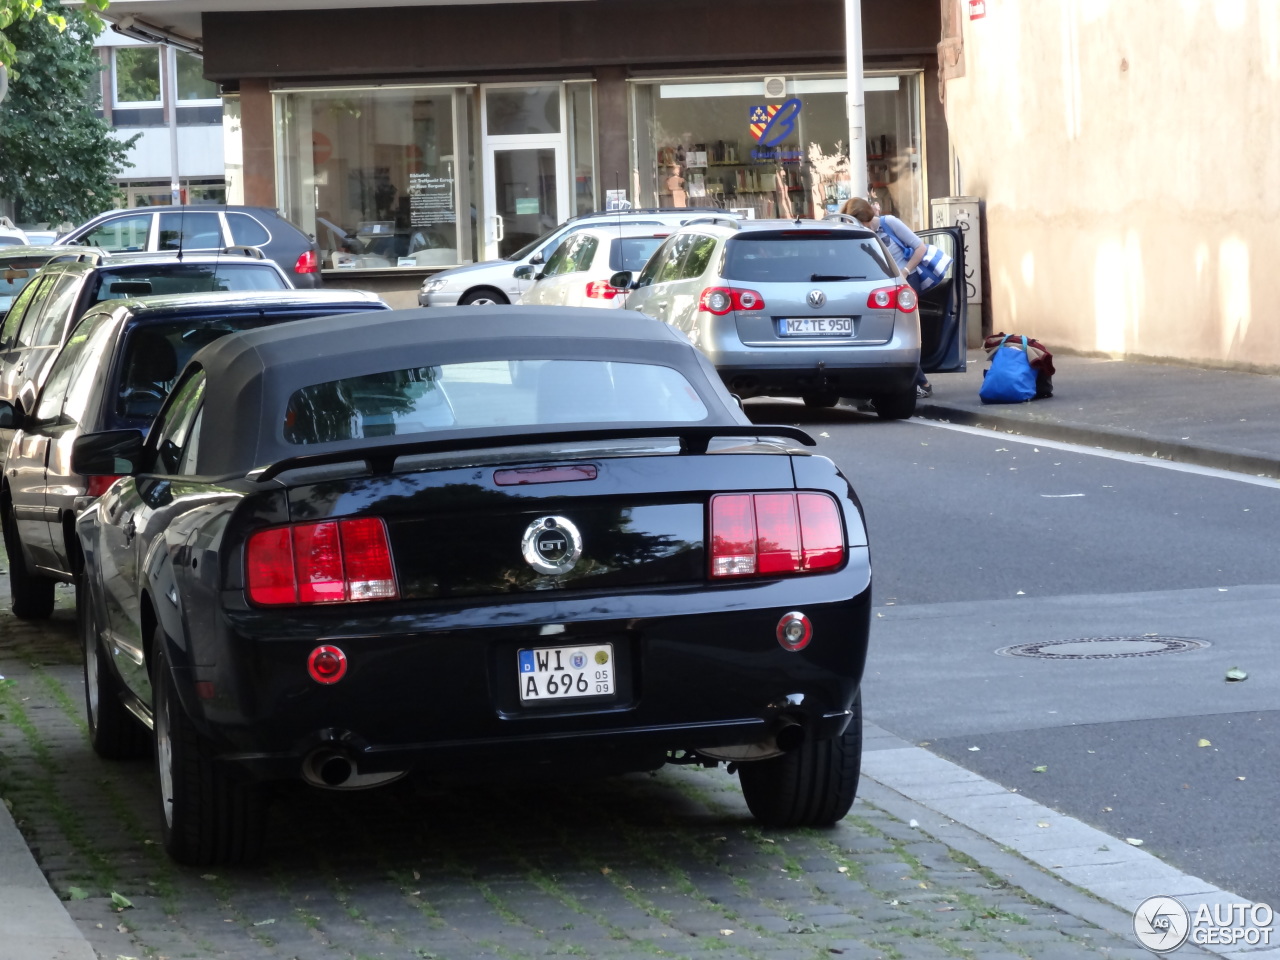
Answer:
[738, 693, 862, 828]
[153, 632, 265, 865]
[802, 393, 840, 408]
[79, 576, 148, 760]
[459, 287, 509, 306]
[870, 389, 916, 421]
[3, 507, 55, 620]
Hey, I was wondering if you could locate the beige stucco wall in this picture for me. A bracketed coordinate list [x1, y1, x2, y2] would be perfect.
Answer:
[942, 0, 1280, 370]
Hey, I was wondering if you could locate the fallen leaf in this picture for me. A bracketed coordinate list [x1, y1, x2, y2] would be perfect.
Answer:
[1036, 822, 1049, 828]
[1225, 667, 1248, 682]
[837, 866, 849, 874]
[762, 838, 775, 844]
[1103, 806, 1113, 812]
[110, 892, 133, 910]
[413, 869, 420, 880]
[918, 882, 928, 888]
[116, 924, 128, 934]
[819, 432, 830, 438]
[252, 919, 276, 926]
[968, 746, 981, 752]
[1197, 739, 1211, 748]
[1237, 777, 1246, 781]
[1125, 838, 1144, 846]
[1032, 765, 1047, 773]
[1016, 590, 1026, 595]
[200, 874, 217, 881]
[908, 819, 919, 828]
[719, 929, 734, 936]
[600, 866, 611, 875]
[67, 886, 89, 901]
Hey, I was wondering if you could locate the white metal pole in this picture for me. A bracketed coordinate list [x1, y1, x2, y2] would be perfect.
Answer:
[168, 48, 181, 205]
[845, 0, 868, 198]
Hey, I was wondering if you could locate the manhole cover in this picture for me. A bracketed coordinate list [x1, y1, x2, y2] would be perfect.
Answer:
[995, 636, 1209, 660]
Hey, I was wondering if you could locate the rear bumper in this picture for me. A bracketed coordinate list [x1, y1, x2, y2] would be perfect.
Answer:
[179, 558, 872, 781]
[715, 361, 917, 399]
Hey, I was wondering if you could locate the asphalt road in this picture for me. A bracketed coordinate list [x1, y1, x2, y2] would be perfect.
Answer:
[747, 400, 1280, 906]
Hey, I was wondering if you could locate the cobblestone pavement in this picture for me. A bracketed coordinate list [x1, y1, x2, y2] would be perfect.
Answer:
[0, 583, 1155, 960]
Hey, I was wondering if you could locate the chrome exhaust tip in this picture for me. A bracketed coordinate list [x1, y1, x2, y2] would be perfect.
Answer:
[305, 748, 355, 787]
[775, 714, 806, 753]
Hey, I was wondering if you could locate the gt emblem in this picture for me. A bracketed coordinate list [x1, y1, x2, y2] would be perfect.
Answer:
[521, 516, 583, 576]
[807, 289, 826, 308]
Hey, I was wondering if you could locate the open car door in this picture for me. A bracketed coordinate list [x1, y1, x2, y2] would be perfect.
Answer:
[916, 225, 967, 374]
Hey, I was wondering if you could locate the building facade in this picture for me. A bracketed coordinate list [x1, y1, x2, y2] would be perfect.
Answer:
[941, 0, 1280, 371]
[166, 0, 951, 301]
[96, 28, 225, 207]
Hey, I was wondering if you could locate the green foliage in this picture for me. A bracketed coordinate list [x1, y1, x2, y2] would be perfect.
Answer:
[0, 0, 136, 224]
[1, 0, 109, 71]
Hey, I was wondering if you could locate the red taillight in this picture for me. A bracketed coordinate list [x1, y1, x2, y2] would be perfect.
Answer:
[246, 517, 397, 606]
[699, 287, 766, 314]
[294, 249, 319, 274]
[585, 280, 622, 299]
[867, 284, 917, 313]
[85, 475, 123, 497]
[307, 645, 348, 684]
[709, 493, 845, 578]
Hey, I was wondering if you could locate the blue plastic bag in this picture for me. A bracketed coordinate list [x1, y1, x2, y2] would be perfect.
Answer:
[979, 336, 1037, 404]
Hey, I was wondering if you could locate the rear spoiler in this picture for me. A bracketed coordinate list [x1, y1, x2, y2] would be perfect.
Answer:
[247, 424, 815, 483]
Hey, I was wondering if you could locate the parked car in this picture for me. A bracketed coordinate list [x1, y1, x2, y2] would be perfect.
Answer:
[515, 224, 672, 309]
[1, 245, 103, 319]
[613, 217, 967, 419]
[55, 206, 322, 288]
[0, 251, 295, 452]
[0, 218, 28, 247]
[0, 289, 389, 621]
[70, 305, 871, 864]
[418, 209, 743, 307]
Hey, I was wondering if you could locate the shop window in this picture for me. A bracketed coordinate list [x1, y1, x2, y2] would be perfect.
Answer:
[632, 74, 925, 229]
[175, 51, 218, 102]
[567, 83, 597, 215]
[486, 86, 560, 136]
[114, 47, 161, 105]
[278, 87, 462, 271]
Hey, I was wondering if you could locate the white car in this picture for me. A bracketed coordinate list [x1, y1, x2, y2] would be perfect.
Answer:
[0, 218, 28, 247]
[516, 224, 671, 309]
[418, 209, 742, 307]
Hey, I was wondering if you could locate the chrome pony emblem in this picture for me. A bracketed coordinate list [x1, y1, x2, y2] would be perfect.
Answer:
[806, 289, 826, 308]
[521, 516, 583, 575]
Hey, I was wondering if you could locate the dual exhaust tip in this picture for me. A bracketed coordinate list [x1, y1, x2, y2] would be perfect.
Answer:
[304, 748, 355, 787]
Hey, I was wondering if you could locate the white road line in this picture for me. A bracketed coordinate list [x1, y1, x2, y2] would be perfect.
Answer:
[910, 418, 1280, 490]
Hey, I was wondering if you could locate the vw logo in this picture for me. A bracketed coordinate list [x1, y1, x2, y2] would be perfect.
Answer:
[807, 289, 826, 308]
[521, 516, 583, 575]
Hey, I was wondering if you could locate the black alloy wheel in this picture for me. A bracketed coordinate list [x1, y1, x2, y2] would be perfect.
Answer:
[3, 506, 55, 620]
[458, 287, 509, 306]
[737, 691, 862, 828]
[78, 575, 148, 760]
[153, 630, 266, 865]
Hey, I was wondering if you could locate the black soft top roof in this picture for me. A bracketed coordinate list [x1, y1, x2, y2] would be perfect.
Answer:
[185, 306, 748, 476]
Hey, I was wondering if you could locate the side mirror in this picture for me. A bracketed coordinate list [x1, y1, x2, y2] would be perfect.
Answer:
[70, 429, 145, 477]
[0, 399, 19, 430]
[609, 271, 635, 290]
[513, 265, 537, 280]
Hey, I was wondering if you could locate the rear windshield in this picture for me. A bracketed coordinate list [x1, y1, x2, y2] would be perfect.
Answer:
[722, 232, 896, 283]
[0, 256, 49, 309]
[113, 316, 282, 424]
[610, 237, 667, 272]
[284, 360, 709, 445]
[91, 262, 287, 304]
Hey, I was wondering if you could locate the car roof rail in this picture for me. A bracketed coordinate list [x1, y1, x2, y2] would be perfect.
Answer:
[223, 244, 265, 259]
[681, 216, 741, 230]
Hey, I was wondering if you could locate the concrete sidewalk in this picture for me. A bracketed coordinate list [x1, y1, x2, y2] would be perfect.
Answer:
[920, 351, 1280, 480]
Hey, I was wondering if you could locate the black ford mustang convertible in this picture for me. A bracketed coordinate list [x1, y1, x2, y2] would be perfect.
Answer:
[73, 307, 872, 865]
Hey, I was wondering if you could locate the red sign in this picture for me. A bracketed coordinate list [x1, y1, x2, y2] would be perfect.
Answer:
[969, 0, 986, 18]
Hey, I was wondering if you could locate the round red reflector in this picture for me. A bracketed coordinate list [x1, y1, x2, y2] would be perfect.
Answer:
[307, 645, 348, 684]
[776, 611, 812, 651]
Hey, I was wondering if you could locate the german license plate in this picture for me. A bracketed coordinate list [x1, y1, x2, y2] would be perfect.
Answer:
[518, 643, 615, 702]
[780, 317, 853, 336]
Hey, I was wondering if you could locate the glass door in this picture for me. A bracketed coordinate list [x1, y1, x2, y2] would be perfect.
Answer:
[481, 85, 569, 261]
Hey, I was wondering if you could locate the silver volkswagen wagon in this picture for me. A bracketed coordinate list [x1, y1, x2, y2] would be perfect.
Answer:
[614, 218, 966, 419]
